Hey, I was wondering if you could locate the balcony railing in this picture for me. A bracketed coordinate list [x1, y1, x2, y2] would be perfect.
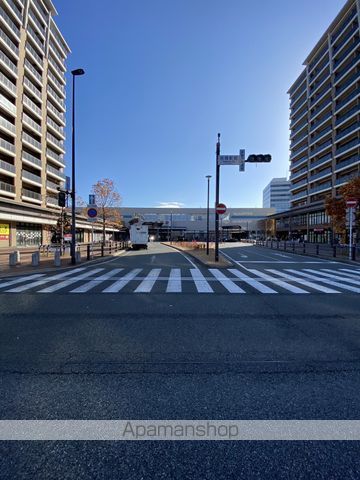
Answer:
[23, 112, 42, 134]
[4, 0, 22, 21]
[290, 131, 307, 149]
[22, 150, 41, 168]
[0, 28, 18, 56]
[333, 23, 358, 54]
[331, 8, 357, 44]
[336, 121, 360, 141]
[334, 55, 360, 85]
[309, 152, 332, 170]
[24, 58, 42, 84]
[0, 93, 16, 114]
[310, 97, 332, 120]
[0, 180, 15, 193]
[0, 159, 15, 173]
[308, 180, 332, 194]
[23, 94, 42, 117]
[46, 116, 64, 137]
[0, 114, 15, 133]
[335, 71, 359, 98]
[47, 85, 65, 109]
[22, 131, 41, 151]
[0, 137, 15, 154]
[0, 71, 16, 94]
[333, 37, 360, 69]
[310, 125, 332, 144]
[46, 148, 64, 164]
[47, 164, 65, 180]
[0, 49, 17, 75]
[335, 104, 358, 126]
[47, 101, 65, 123]
[0, 5, 20, 38]
[310, 111, 332, 132]
[292, 189, 308, 200]
[309, 167, 332, 182]
[336, 87, 360, 114]
[46, 195, 58, 205]
[48, 70, 65, 94]
[46, 179, 60, 190]
[27, 25, 44, 53]
[291, 156, 308, 169]
[289, 166, 307, 181]
[26, 42, 43, 69]
[309, 139, 332, 157]
[48, 56, 65, 83]
[28, 9, 46, 37]
[22, 187, 41, 200]
[47, 131, 64, 150]
[290, 178, 308, 190]
[22, 169, 42, 184]
[335, 137, 360, 155]
[23, 76, 42, 100]
[290, 144, 308, 160]
[335, 172, 358, 185]
[334, 153, 359, 171]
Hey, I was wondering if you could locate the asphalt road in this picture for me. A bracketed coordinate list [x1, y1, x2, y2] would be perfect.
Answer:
[1, 242, 360, 479]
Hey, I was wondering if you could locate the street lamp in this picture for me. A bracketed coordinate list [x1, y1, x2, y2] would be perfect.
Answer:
[206, 175, 212, 255]
[70, 68, 85, 265]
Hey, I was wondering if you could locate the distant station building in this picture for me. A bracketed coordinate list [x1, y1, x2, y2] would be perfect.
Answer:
[262, 178, 290, 213]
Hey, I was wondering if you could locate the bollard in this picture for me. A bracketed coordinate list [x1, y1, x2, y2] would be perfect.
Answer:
[87, 244, 91, 261]
[292, 242, 295, 253]
[316, 244, 319, 256]
[75, 251, 81, 263]
[54, 250, 61, 267]
[31, 251, 40, 266]
[109, 242, 112, 254]
[303, 243, 306, 254]
[9, 252, 17, 266]
[333, 246, 336, 258]
[101, 244, 104, 257]
[15, 250, 21, 264]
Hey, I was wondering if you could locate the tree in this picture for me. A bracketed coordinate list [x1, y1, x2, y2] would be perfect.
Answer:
[91, 178, 122, 244]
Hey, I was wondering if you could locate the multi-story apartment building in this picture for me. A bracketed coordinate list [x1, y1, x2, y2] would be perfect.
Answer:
[262, 177, 291, 212]
[275, 0, 360, 243]
[0, 0, 70, 247]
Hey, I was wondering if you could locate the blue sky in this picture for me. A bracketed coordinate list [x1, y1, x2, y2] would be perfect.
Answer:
[55, 0, 346, 208]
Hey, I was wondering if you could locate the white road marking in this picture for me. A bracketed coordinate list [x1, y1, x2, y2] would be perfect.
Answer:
[209, 269, 245, 293]
[228, 269, 278, 294]
[135, 268, 161, 293]
[248, 269, 309, 294]
[190, 269, 213, 293]
[70, 269, 123, 293]
[38, 268, 104, 293]
[326, 269, 360, 280]
[166, 269, 182, 293]
[340, 269, 360, 276]
[6, 268, 87, 292]
[268, 269, 340, 294]
[303, 269, 360, 286]
[273, 253, 290, 258]
[286, 269, 360, 294]
[0, 274, 44, 290]
[102, 269, 142, 293]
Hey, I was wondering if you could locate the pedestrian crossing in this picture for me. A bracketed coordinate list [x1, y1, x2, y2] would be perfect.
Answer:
[1, 266, 360, 295]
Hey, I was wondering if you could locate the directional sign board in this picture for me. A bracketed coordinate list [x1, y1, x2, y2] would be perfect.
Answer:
[216, 203, 227, 215]
[87, 207, 98, 222]
[218, 155, 242, 166]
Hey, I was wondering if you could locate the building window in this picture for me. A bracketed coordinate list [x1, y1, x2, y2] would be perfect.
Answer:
[16, 223, 42, 247]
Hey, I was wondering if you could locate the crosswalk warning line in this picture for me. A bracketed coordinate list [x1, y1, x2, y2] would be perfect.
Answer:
[166, 269, 182, 293]
[248, 269, 309, 294]
[0, 274, 45, 290]
[267, 269, 340, 294]
[38, 268, 104, 293]
[304, 269, 360, 286]
[209, 269, 245, 293]
[190, 269, 213, 293]
[285, 269, 360, 294]
[339, 269, 360, 276]
[228, 269, 278, 294]
[102, 269, 142, 293]
[6, 268, 87, 293]
[135, 269, 161, 293]
[70, 269, 124, 293]
[324, 269, 360, 280]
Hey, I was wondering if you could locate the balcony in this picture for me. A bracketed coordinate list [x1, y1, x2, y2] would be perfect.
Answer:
[0, 137, 15, 155]
[290, 98, 307, 119]
[335, 86, 360, 113]
[291, 189, 308, 200]
[290, 130, 307, 149]
[22, 169, 42, 186]
[309, 139, 332, 158]
[0, 93, 16, 115]
[4, 0, 22, 21]
[309, 125, 332, 145]
[46, 195, 60, 206]
[334, 55, 360, 85]
[291, 156, 308, 170]
[309, 44, 328, 73]
[0, 49, 17, 76]
[335, 71, 359, 98]
[289, 166, 307, 181]
[335, 153, 359, 171]
[290, 144, 308, 161]
[0, 180, 15, 196]
[0, 28, 19, 57]
[22, 150, 42, 169]
[22, 187, 41, 202]
[46, 132, 64, 151]
[335, 172, 358, 186]
[333, 23, 358, 54]
[25, 43, 43, 69]
[23, 112, 42, 135]
[27, 25, 44, 53]
[47, 163, 65, 180]
[290, 115, 307, 135]
[46, 179, 60, 191]
[310, 97, 332, 121]
[0, 114, 15, 135]
[336, 105, 359, 127]
[22, 131, 42, 152]
[309, 152, 332, 170]
[309, 166, 332, 182]
[28, 9, 46, 38]
[46, 116, 65, 138]
[49, 43, 66, 71]
[336, 121, 360, 141]
[32, 0, 48, 25]
[335, 137, 360, 156]
[308, 180, 332, 195]
[310, 111, 332, 132]
[290, 86, 307, 107]
[23, 94, 42, 118]
[310, 84, 331, 108]
[24, 58, 42, 85]
[290, 178, 308, 191]
[0, 5, 20, 39]
[0, 71, 16, 96]
[48, 70, 65, 95]
[23, 76, 42, 101]
[48, 56, 65, 84]
[0, 159, 15, 176]
[47, 85, 65, 111]
[331, 8, 357, 44]
[333, 37, 360, 71]
[46, 148, 64, 166]
[47, 101, 65, 125]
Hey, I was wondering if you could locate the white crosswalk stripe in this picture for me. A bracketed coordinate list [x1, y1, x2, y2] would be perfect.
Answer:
[0, 274, 44, 290]
[102, 269, 142, 293]
[340, 269, 360, 276]
[135, 268, 161, 293]
[209, 269, 245, 293]
[6, 268, 87, 293]
[304, 269, 360, 286]
[228, 269, 278, 294]
[267, 269, 340, 294]
[166, 269, 182, 293]
[285, 269, 360, 294]
[70, 269, 124, 293]
[248, 269, 309, 294]
[38, 268, 104, 293]
[190, 269, 213, 293]
[324, 269, 360, 280]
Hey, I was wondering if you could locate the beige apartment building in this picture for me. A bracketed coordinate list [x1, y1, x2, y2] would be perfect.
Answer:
[0, 0, 70, 247]
[276, 0, 360, 243]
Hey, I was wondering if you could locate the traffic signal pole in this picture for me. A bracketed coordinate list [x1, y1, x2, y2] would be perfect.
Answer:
[215, 133, 221, 262]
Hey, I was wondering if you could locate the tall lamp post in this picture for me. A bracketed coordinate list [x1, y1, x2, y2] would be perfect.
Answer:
[70, 68, 85, 265]
[206, 175, 212, 255]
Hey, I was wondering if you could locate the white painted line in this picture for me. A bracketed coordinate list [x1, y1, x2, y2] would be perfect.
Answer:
[190, 269, 213, 293]
[166, 269, 182, 293]
[102, 269, 142, 293]
[303, 269, 360, 286]
[38, 268, 104, 293]
[0, 274, 45, 290]
[326, 269, 360, 280]
[268, 269, 340, 294]
[209, 269, 245, 293]
[286, 269, 360, 294]
[273, 253, 290, 258]
[248, 269, 309, 294]
[228, 269, 278, 294]
[340, 269, 360, 276]
[70, 269, 124, 293]
[135, 268, 161, 293]
[165, 245, 198, 269]
[226, 261, 337, 264]
[240, 254, 248, 258]
[6, 268, 87, 292]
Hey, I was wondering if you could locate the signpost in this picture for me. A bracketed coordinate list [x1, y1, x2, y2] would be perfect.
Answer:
[216, 203, 227, 215]
[346, 199, 357, 260]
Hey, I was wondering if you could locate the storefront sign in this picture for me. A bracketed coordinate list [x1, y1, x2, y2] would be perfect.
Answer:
[0, 223, 10, 241]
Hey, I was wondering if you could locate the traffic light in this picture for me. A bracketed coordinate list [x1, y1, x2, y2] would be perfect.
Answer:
[246, 154, 272, 163]
[58, 191, 66, 207]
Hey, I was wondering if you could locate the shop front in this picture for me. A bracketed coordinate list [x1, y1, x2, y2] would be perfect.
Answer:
[16, 223, 42, 247]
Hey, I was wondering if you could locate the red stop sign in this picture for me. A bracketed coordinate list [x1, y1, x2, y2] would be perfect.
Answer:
[216, 203, 227, 215]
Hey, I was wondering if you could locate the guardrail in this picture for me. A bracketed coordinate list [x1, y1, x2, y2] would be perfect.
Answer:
[249, 239, 360, 262]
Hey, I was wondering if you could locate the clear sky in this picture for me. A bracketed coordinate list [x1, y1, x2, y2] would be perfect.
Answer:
[55, 0, 346, 208]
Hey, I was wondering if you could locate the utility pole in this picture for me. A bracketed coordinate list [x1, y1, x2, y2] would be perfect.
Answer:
[206, 175, 211, 255]
[215, 133, 220, 262]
